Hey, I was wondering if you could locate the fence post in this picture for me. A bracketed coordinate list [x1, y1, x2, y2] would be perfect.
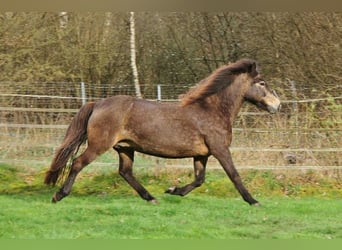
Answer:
[288, 79, 299, 148]
[157, 84, 161, 101]
[81, 82, 86, 105]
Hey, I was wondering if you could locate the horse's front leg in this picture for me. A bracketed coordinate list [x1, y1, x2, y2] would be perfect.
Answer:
[165, 156, 208, 196]
[116, 148, 157, 203]
[212, 147, 259, 206]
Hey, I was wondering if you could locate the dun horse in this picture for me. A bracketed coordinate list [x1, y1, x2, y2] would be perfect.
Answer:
[45, 59, 280, 206]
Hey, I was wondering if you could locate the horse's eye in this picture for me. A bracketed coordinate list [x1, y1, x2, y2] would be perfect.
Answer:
[258, 81, 266, 86]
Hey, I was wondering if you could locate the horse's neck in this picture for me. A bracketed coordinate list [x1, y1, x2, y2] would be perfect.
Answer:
[220, 79, 249, 125]
[227, 96, 244, 126]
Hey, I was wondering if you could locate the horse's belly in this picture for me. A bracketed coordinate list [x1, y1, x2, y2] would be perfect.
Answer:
[138, 146, 209, 158]
[116, 138, 209, 158]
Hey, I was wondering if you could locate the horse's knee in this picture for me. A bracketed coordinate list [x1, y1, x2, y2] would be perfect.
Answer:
[118, 160, 133, 178]
[119, 169, 135, 182]
[118, 170, 125, 178]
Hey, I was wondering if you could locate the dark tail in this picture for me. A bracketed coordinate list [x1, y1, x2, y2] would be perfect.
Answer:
[44, 102, 96, 185]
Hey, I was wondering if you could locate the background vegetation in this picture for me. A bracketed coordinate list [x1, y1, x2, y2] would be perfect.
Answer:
[0, 12, 341, 95]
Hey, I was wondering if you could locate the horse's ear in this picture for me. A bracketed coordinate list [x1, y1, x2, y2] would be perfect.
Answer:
[248, 61, 258, 77]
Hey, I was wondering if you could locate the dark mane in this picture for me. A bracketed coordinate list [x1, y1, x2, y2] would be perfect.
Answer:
[180, 59, 258, 106]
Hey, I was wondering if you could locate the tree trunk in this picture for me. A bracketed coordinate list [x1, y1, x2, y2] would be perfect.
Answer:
[130, 12, 142, 98]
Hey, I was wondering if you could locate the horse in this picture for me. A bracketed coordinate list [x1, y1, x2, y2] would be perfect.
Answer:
[44, 59, 281, 206]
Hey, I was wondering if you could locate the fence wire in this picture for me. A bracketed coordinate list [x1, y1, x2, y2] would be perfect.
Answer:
[0, 81, 341, 169]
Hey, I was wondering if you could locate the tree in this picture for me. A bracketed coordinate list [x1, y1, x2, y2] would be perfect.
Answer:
[129, 12, 142, 98]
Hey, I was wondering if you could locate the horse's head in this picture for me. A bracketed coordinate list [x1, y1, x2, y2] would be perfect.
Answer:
[244, 71, 281, 113]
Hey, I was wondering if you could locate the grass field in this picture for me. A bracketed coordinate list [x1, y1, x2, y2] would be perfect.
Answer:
[0, 163, 341, 239]
[1, 194, 342, 239]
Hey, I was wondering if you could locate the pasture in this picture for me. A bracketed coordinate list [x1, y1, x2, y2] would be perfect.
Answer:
[1, 163, 341, 239]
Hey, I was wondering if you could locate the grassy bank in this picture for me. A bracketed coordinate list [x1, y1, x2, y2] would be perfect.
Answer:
[0, 163, 341, 239]
[1, 163, 341, 199]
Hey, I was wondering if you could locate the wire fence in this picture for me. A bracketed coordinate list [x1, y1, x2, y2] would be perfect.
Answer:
[0, 81, 341, 170]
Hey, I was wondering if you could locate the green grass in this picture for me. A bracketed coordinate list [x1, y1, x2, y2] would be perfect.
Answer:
[0, 194, 341, 239]
[0, 163, 341, 239]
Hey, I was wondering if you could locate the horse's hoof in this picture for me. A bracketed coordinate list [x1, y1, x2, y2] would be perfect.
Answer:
[149, 199, 158, 204]
[252, 202, 261, 207]
[165, 186, 177, 194]
[51, 192, 61, 203]
[51, 194, 58, 203]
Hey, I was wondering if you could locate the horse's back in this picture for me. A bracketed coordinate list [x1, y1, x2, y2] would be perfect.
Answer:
[94, 95, 134, 109]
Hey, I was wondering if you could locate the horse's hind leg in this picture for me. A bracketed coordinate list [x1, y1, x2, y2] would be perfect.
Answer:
[165, 156, 208, 196]
[52, 146, 100, 203]
[116, 147, 157, 203]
